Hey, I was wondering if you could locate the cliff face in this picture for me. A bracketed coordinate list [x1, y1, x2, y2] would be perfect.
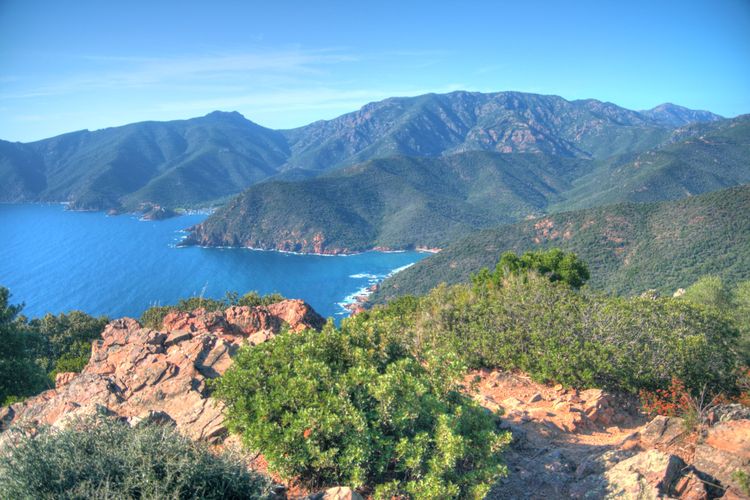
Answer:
[0, 300, 324, 442]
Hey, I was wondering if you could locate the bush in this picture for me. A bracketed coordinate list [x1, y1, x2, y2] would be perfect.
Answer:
[679, 276, 750, 365]
[0, 287, 110, 403]
[368, 273, 741, 396]
[478, 248, 591, 289]
[214, 323, 510, 499]
[0, 288, 48, 404]
[28, 310, 108, 381]
[0, 417, 271, 499]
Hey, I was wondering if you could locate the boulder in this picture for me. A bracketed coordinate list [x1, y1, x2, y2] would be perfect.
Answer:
[580, 389, 619, 427]
[638, 415, 687, 448]
[603, 449, 685, 499]
[528, 392, 543, 403]
[672, 471, 709, 500]
[502, 396, 523, 409]
[322, 486, 363, 500]
[693, 419, 750, 496]
[54, 371, 77, 389]
[710, 403, 750, 423]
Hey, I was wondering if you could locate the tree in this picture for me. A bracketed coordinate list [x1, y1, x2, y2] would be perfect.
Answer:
[29, 310, 108, 378]
[473, 248, 590, 289]
[0, 288, 46, 404]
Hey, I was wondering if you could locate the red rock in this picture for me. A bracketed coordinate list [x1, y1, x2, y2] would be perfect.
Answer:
[322, 486, 363, 500]
[55, 372, 77, 389]
[0, 300, 325, 443]
[672, 471, 708, 500]
[693, 419, 750, 496]
[604, 450, 685, 498]
[266, 299, 326, 332]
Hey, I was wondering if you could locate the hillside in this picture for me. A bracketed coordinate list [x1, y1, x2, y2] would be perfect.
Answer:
[554, 114, 750, 210]
[0, 91, 722, 212]
[188, 115, 749, 254]
[371, 184, 750, 302]
[184, 152, 590, 253]
[2, 276, 748, 498]
[0, 111, 288, 211]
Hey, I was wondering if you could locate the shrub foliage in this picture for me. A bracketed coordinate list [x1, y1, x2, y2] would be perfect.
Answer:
[364, 251, 742, 396]
[0, 417, 270, 499]
[214, 324, 510, 499]
[0, 288, 108, 404]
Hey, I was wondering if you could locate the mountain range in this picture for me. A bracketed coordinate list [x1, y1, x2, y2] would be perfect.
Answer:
[0, 91, 724, 212]
[187, 114, 750, 253]
[4, 89, 748, 299]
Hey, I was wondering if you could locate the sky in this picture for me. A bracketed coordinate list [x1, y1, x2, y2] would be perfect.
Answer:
[1, 0, 749, 142]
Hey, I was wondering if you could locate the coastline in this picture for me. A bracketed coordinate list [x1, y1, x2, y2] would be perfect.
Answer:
[181, 237, 442, 258]
[3, 200, 216, 220]
[338, 263, 416, 316]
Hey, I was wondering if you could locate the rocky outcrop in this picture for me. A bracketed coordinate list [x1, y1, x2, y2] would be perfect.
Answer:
[0, 300, 324, 442]
[139, 203, 178, 221]
[693, 419, 750, 496]
[472, 370, 750, 499]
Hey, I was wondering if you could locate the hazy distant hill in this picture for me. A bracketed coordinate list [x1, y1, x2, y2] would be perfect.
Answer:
[0, 111, 288, 211]
[371, 184, 750, 302]
[0, 90, 723, 212]
[639, 103, 725, 127]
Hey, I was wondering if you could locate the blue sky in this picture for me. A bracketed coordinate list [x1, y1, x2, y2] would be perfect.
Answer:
[1, 0, 749, 142]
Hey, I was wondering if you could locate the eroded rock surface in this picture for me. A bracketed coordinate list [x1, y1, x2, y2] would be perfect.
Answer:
[1, 300, 324, 443]
[474, 370, 750, 499]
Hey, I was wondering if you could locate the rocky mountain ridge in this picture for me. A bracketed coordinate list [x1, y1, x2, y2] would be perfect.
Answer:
[0, 91, 723, 212]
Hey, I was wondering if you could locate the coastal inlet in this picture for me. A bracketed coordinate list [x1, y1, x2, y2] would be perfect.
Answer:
[0, 204, 428, 321]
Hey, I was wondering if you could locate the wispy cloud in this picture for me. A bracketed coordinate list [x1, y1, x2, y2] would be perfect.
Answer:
[0, 48, 358, 100]
[154, 83, 472, 116]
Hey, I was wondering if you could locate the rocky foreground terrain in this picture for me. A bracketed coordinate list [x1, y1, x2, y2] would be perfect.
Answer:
[1, 301, 748, 499]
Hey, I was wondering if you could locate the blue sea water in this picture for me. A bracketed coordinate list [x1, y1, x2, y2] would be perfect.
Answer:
[0, 204, 427, 320]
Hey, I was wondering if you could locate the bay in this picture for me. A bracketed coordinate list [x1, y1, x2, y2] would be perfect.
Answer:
[0, 204, 427, 320]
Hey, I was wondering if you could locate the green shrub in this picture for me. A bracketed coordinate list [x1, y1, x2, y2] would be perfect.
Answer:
[28, 310, 108, 378]
[139, 305, 174, 329]
[214, 323, 510, 499]
[0, 417, 271, 499]
[0, 288, 48, 404]
[474, 248, 590, 289]
[369, 273, 741, 395]
[680, 276, 750, 365]
[49, 340, 94, 381]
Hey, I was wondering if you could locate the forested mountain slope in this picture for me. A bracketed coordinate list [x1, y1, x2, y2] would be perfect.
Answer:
[371, 184, 750, 302]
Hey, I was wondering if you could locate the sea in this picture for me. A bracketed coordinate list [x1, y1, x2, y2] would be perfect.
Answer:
[0, 204, 427, 320]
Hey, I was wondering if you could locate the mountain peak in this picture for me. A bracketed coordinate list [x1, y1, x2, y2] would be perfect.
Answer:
[203, 110, 247, 121]
[641, 103, 723, 127]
